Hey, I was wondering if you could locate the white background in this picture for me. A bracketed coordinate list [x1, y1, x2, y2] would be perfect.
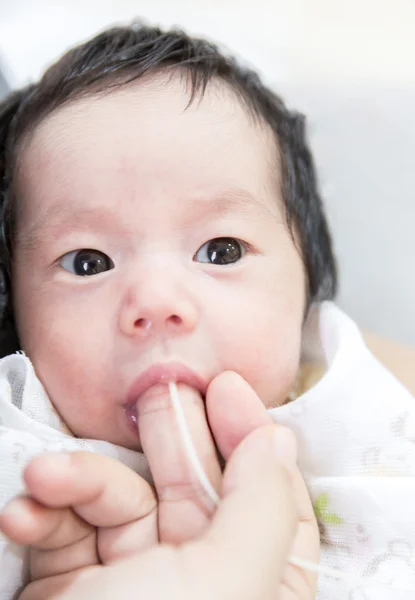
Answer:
[1, 0, 414, 344]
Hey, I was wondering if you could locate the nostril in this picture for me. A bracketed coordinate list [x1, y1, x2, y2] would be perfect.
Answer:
[169, 315, 182, 326]
[135, 318, 152, 331]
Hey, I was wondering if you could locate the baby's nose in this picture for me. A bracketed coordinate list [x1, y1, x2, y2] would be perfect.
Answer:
[118, 274, 199, 338]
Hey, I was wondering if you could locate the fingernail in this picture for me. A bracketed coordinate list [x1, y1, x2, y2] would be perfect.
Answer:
[273, 427, 297, 470]
[29, 452, 72, 474]
[42, 452, 72, 467]
[1, 496, 26, 519]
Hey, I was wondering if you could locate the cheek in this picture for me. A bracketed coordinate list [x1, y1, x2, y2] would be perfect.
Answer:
[209, 262, 305, 407]
[13, 273, 116, 419]
[224, 303, 302, 406]
[15, 279, 104, 357]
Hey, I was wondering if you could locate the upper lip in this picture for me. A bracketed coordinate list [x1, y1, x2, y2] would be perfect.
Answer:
[125, 362, 208, 405]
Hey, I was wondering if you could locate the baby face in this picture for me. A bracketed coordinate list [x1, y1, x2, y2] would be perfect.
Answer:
[12, 75, 306, 450]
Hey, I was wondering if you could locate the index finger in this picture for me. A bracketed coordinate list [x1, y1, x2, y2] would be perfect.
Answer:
[23, 452, 155, 526]
[22, 452, 159, 559]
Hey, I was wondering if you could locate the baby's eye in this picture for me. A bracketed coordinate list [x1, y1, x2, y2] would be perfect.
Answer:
[194, 237, 246, 265]
[59, 249, 114, 276]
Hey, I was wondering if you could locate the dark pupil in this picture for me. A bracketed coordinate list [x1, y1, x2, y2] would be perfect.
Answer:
[208, 238, 241, 265]
[74, 250, 111, 276]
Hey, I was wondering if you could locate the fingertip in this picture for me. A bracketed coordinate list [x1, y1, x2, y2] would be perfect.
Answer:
[25, 451, 71, 478]
[208, 371, 251, 396]
[206, 371, 270, 460]
[23, 452, 74, 502]
[0, 496, 44, 543]
[0, 497, 23, 538]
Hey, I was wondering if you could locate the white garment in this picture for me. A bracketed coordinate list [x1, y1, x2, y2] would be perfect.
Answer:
[0, 302, 414, 599]
[270, 303, 415, 599]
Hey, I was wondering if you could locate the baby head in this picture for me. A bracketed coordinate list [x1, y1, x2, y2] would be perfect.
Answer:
[0, 23, 336, 449]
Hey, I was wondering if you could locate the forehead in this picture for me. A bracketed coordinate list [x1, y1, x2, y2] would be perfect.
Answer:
[17, 74, 281, 225]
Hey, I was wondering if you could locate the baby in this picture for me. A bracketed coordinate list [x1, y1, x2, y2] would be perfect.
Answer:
[0, 22, 414, 600]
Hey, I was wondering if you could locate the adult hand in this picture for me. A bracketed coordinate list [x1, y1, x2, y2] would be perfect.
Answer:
[1, 372, 283, 570]
[3, 371, 319, 600]
[20, 422, 319, 600]
[0, 371, 266, 575]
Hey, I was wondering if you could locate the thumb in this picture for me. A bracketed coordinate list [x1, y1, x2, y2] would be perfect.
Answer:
[192, 425, 299, 600]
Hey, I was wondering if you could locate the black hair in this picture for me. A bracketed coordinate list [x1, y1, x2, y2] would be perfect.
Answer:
[0, 22, 337, 355]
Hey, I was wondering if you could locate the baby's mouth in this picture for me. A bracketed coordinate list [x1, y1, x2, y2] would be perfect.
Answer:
[124, 363, 208, 434]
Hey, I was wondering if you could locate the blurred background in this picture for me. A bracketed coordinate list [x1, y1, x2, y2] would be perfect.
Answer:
[0, 0, 414, 345]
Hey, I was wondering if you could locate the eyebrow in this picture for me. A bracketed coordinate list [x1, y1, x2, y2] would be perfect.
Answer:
[16, 202, 123, 255]
[186, 187, 281, 222]
[17, 186, 281, 253]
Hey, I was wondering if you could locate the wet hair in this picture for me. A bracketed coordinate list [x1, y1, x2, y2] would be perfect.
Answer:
[0, 22, 337, 354]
